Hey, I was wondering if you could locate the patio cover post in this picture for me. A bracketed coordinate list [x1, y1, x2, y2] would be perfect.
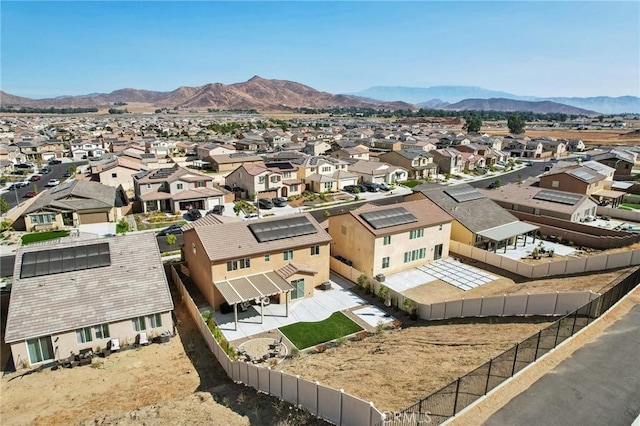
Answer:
[234, 304, 238, 331]
[524, 234, 527, 246]
[260, 299, 264, 324]
[286, 292, 289, 317]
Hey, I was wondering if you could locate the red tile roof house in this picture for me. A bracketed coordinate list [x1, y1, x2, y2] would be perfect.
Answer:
[4, 233, 174, 370]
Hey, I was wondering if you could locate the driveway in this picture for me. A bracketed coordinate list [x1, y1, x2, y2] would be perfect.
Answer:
[485, 304, 640, 426]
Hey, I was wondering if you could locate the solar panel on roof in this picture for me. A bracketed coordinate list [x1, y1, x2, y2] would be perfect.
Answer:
[248, 216, 318, 243]
[360, 207, 418, 229]
[568, 169, 595, 181]
[19, 242, 111, 279]
[533, 190, 582, 206]
[443, 186, 485, 203]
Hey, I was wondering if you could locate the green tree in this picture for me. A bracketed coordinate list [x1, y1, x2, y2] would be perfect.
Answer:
[463, 115, 482, 133]
[507, 114, 526, 134]
[0, 196, 9, 215]
[233, 203, 242, 217]
[67, 165, 78, 176]
[166, 233, 177, 245]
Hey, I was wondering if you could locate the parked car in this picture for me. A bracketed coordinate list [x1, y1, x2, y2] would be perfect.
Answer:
[378, 182, 391, 191]
[207, 205, 225, 215]
[46, 179, 61, 187]
[243, 213, 260, 220]
[30, 175, 41, 181]
[17, 180, 30, 188]
[41, 166, 51, 174]
[48, 159, 62, 165]
[63, 172, 71, 178]
[343, 185, 359, 194]
[158, 224, 183, 236]
[272, 197, 288, 207]
[23, 191, 37, 198]
[187, 208, 202, 220]
[363, 182, 380, 192]
[258, 198, 274, 209]
[15, 163, 33, 169]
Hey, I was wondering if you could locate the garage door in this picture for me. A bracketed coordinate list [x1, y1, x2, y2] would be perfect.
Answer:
[78, 212, 109, 224]
[339, 179, 357, 189]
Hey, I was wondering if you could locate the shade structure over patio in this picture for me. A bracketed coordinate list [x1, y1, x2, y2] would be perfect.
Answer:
[477, 221, 540, 253]
[215, 271, 294, 330]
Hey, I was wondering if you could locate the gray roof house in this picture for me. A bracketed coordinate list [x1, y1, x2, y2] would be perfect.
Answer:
[18, 180, 129, 232]
[408, 183, 539, 250]
[5, 233, 174, 369]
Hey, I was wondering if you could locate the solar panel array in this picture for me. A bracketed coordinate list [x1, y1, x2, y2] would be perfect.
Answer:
[360, 207, 418, 230]
[249, 216, 318, 243]
[533, 189, 582, 206]
[149, 168, 175, 180]
[568, 169, 595, 181]
[444, 186, 485, 203]
[20, 243, 111, 279]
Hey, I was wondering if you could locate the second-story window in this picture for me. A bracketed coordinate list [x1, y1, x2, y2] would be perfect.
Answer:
[310, 245, 320, 256]
[177, 183, 183, 190]
[283, 250, 293, 261]
[321, 166, 331, 173]
[259, 176, 265, 184]
[271, 175, 280, 183]
[409, 229, 424, 239]
[383, 236, 391, 245]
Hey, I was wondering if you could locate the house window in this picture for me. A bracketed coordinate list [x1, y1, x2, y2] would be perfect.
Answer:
[321, 166, 331, 173]
[132, 316, 147, 332]
[404, 249, 426, 263]
[283, 172, 291, 178]
[26, 336, 54, 364]
[439, 224, 443, 231]
[409, 229, 424, 239]
[111, 173, 117, 178]
[94, 323, 110, 340]
[76, 327, 93, 344]
[551, 180, 559, 188]
[383, 235, 391, 245]
[382, 256, 390, 269]
[29, 214, 55, 225]
[147, 184, 151, 189]
[264, 253, 270, 262]
[227, 258, 250, 271]
[270, 175, 280, 183]
[197, 181, 205, 188]
[192, 242, 196, 255]
[177, 183, 183, 190]
[258, 176, 266, 184]
[148, 313, 162, 328]
[283, 250, 293, 261]
[311, 245, 320, 256]
[290, 184, 298, 192]
[323, 182, 333, 190]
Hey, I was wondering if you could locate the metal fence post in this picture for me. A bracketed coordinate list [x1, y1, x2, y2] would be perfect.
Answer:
[511, 343, 520, 376]
[570, 309, 579, 336]
[554, 319, 562, 347]
[484, 358, 493, 395]
[534, 331, 541, 360]
[452, 378, 461, 415]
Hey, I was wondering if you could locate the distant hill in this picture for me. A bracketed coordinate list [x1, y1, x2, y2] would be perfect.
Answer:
[443, 98, 598, 115]
[0, 76, 414, 111]
[352, 85, 640, 114]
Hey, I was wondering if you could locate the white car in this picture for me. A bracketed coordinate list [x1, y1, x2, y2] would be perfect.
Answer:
[243, 213, 260, 221]
[46, 179, 61, 187]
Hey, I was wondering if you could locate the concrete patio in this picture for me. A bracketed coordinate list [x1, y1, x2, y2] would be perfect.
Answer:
[217, 272, 369, 342]
[495, 239, 577, 261]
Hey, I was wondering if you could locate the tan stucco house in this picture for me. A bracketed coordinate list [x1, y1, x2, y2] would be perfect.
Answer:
[328, 200, 454, 278]
[182, 213, 332, 312]
[4, 233, 174, 369]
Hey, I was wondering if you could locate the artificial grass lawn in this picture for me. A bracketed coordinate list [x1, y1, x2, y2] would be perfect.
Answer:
[279, 311, 363, 349]
[621, 202, 640, 210]
[21, 230, 70, 245]
[399, 180, 422, 188]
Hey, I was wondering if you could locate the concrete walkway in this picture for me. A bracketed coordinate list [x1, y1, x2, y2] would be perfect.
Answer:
[485, 304, 640, 426]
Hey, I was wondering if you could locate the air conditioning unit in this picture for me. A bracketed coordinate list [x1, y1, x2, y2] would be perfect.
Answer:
[375, 273, 386, 282]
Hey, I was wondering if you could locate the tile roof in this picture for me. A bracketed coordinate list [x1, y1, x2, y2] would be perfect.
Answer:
[24, 180, 117, 214]
[342, 199, 453, 236]
[415, 183, 519, 233]
[478, 183, 593, 214]
[191, 213, 332, 262]
[5, 233, 173, 343]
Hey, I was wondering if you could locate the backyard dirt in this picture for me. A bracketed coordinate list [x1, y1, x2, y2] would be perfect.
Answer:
[0, 298, 327, 426]
[482, 128, 640, 147]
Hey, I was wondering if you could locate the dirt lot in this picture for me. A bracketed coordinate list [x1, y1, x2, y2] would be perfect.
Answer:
[0, 299, 327, 426]
[483, 128, 640, 148]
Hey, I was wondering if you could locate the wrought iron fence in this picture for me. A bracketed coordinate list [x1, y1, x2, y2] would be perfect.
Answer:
[380, 267, 640, 426]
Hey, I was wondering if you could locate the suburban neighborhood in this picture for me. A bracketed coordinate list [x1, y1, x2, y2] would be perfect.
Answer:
[1, 111, 639, 426]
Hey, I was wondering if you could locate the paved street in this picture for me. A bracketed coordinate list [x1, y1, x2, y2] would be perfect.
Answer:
[485, 304, 640, 426]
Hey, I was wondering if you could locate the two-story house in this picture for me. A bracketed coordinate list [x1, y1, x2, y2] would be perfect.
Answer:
[328, 144, 370, 161]
[379, 150, 439, 179]
[90, 155, 149, 192]
[70, 138, 109, 161]
[292, 156, 358, 192]
[133, 164, 227, 213]
[207, 152, 264, 173]
[328, 200, 454, 278]
[225, 162, 304, 199]
[182, 213, 332, 316]
[539, 166, 624, 207]
[346, 160, 409, 184]
[197, 142, 236, 160]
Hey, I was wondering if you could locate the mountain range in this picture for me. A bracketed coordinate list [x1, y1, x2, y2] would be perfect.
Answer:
[0, 76, 413, 112]
[352, 86, 640, 114]
[1, 77, 635, 115]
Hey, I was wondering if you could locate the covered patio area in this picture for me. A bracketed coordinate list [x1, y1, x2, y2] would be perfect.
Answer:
[214, 271, 294, 331]
[477, 221, 541, 254]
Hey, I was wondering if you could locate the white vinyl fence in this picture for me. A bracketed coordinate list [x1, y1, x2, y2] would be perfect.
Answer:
[170, 265, 384, 426]
[417, 291, 599, 321]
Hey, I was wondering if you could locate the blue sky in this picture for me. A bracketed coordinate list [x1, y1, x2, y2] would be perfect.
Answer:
[2, 1, 639, 99]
